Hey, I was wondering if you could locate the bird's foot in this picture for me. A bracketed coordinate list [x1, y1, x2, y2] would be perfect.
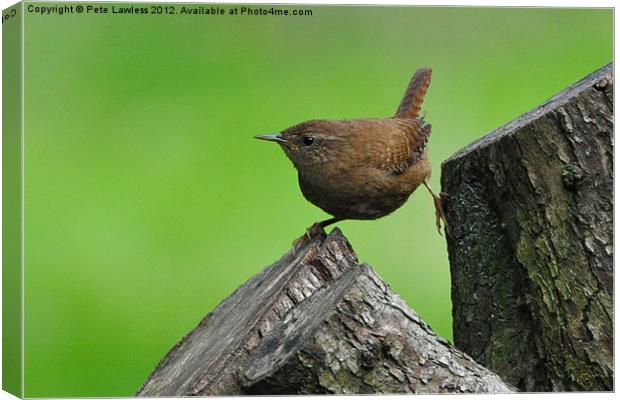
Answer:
[292, 218, 342, 249]
[423, 181, 449, 236]
[433, 192, 449, 236]
[292, 222, 327, 249]
[305, 222, 327, 240]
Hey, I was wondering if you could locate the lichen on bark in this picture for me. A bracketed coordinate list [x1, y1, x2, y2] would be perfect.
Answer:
[442, 62, 613, 391]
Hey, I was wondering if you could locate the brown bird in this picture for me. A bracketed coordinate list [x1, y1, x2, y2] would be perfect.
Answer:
[256, 68, 446, 236]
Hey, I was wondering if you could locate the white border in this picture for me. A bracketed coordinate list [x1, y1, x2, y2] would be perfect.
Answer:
[0, 1, 616, 400]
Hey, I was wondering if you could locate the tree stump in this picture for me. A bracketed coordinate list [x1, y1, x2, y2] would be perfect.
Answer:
[137, 229, 513, 395]
[441, 63, 613, 391]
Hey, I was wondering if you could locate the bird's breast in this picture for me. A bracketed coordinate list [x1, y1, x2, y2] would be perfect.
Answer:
[297, 154, 430, 220]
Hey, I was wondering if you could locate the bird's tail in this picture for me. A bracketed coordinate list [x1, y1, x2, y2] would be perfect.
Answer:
[395, 67, 432, 119]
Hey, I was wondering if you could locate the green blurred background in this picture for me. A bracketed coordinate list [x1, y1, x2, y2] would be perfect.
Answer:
[22, 3, 612, 396]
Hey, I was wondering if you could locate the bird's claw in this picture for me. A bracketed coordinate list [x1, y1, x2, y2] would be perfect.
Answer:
[433, 192, 449, 236]
[423, 181, 449, 236]
[292, 222, 326, 248]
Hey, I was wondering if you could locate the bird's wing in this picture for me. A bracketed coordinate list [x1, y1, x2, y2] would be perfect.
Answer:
[395, 68, 432, 119]
[374, 119, 432, 175]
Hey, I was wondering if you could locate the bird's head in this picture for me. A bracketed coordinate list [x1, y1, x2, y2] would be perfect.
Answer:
[255, 120, 350, 171]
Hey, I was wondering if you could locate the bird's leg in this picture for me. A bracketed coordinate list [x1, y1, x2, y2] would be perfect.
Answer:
[318, 217, 342, 229]
[305, 217, 343, 239]
[293, 217, 343, 248]
[422, 181, 448, 235]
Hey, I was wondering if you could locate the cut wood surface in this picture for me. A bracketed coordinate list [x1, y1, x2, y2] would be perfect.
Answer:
[441, 63, 613, 391]
[137, 229, 513, 395]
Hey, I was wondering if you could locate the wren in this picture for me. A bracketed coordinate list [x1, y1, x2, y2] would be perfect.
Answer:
[256, 68, 446, 235]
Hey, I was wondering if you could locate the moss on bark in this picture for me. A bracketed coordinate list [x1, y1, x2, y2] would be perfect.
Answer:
[442, 63, 613, 391]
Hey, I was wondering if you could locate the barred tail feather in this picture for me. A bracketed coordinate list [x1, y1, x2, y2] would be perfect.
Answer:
[395, 67, 432, 119]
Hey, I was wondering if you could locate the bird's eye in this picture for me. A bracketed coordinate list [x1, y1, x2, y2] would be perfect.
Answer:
[302, 136, 315, 146]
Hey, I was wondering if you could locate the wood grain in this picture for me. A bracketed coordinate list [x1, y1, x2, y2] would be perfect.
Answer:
[137, 229, 513, 395]
[442, 62, 613, 391]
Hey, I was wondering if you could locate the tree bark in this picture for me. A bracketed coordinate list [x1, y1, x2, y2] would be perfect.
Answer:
[137, 229, 513, 395]
[441, 63, 613, 391]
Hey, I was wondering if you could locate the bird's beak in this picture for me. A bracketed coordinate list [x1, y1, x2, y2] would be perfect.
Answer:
[255, 133, 288, 145]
